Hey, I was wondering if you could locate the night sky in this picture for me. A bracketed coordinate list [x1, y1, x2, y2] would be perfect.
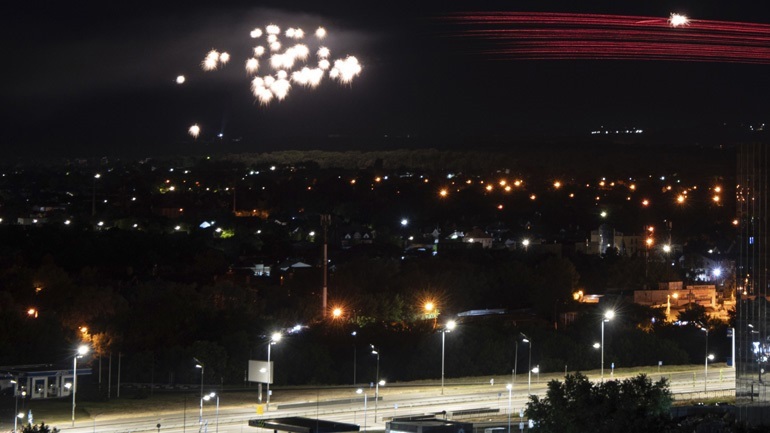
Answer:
[3, 0, 770, 157]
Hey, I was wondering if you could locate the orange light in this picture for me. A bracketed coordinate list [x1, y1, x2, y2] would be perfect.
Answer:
[485, 185, 493, 192]
[530, 194, 536, 200]
[646, 238, 653, 246]
[497, 204, 504, 210]
[439, 189, 448, 197]
[350, 179, 356, 184]
[514, 180, 522, 187]
[499, 180, 507, 187]
[424, 301, 435, 312]
[504, 185, 512, 192]
[642, 199, 649, 206]
[712, 195, 720, 203]
[733, 219, 739, 226]
[553, 181, 561, 189]
[714, 186, 722, 193]
[630, 184, 636, 191]
[27, 308, 38, 318]
[676, 195, 686, 204]
[332, 307, 343, 318]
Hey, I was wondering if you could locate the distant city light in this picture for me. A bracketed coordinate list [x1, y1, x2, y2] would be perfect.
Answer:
[176, 75, 186, 84]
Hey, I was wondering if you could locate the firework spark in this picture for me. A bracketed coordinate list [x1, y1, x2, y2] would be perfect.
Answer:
[188, 124, 200, 138]
[669, 13, 690, 27]
[245, 58, 259, 73]
[193, 23, 362, 105]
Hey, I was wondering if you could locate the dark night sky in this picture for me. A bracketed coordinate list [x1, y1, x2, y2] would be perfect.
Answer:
[3, 0, 770, 157]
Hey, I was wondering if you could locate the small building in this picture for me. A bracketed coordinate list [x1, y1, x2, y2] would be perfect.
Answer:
[2, 365, 92, 400]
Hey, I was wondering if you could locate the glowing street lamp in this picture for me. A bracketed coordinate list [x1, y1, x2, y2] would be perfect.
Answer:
[356, 388, 368, 431]
[705, 354, 715, 392]
[72, 344, 89, 427]
[441, 320, 456, 395]
[200, 392, 220, 433]
[194, 358, 204, 400]
[370, 345, 383, 423]
[601, 310, 614, 381]
[506, 383, 513, 433]
[521, 333, 532, 394]
[266, 332, 282, 410]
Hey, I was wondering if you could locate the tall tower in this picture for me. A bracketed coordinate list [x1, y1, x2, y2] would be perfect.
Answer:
[736, 142, 770, 424]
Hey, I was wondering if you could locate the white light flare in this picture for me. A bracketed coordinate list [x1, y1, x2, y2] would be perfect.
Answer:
[189, 124, 201, 139]
[245, 58, 259, 73]
[315, 27, 327, 39]
[176, 75, 186, 84]
[669, 13, 690, 27]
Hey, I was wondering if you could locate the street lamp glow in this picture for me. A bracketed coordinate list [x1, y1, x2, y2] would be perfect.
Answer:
[601, 311, 614, 381]
[424, 302, 435, 312]
[663, 244, 672, 253]
[713, 268, 722, 277]
[72, 345, 89, 426]
[401, 219, 408, 226]
[593, 342, 601, 349]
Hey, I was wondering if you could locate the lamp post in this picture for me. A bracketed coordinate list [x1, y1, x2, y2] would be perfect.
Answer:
[441, 320, 456, 395]
[11, 378, 20, 433]
[352, 331, 357, 385]
[92, 173, 101, 216]
[200, 392, 219, 433]
[521, 334, 532, 394]
[267, 332, 282, 410]
[193, 358, 204, 400]
[512, 341, 518, 389]
[506, 383, 513, 433]
[705, 354, 714, 392]
[601, 310, 615, 381]
[370, 345, 380, 423]
[72, 344, 89, 427]
[356, 388, 368, 431]
[700, 326, 710, 392]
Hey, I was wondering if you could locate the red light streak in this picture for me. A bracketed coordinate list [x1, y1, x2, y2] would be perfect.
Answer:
[444, 12, 770, 64]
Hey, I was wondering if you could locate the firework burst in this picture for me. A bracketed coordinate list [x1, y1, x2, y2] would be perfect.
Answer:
[191, 22, 362, 105]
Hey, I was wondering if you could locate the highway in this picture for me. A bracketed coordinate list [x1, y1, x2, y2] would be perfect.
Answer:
[56, 367, 735, 433]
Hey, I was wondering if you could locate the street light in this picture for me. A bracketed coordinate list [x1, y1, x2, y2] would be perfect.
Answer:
[194, 358, 204, 400]
[356, 388, 368, 431]
[352, 331, 358, 385]
[441, 320, 456, 395]
[92, 173, 101, 216]
[601, 310, 614, 381]
[699, 326, 710, 392]
[267, 332, 282, 410]
[506, 383, 513, 433]
[521, 333, 532, 394]
[200, 392, 219, 433]
[11, 378, 21, 433]
[370, 345, 381, 423]
[705, 354, 715, 392]
[72, 344, 89, 427]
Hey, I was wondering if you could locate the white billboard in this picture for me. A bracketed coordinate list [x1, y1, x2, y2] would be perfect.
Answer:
[248, 360, 273, 383]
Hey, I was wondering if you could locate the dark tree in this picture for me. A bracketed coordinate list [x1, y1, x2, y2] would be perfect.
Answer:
[525, 373, 672, 433]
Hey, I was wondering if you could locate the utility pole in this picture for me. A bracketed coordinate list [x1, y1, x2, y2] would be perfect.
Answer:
[320, 214, 331, 318]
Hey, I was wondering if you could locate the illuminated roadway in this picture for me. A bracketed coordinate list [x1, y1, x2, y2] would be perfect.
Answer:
[59, 367, 735, 433]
